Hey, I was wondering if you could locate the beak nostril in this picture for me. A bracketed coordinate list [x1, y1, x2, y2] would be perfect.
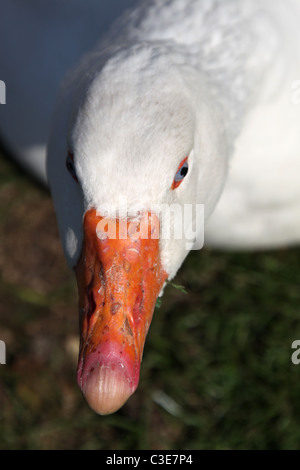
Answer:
[124, 317, 133, 337]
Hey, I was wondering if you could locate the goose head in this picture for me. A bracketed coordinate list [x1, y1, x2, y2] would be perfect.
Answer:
[47, 44, 229, 415]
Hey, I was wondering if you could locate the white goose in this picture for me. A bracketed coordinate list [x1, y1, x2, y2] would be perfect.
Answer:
[1, 0, 300, 416]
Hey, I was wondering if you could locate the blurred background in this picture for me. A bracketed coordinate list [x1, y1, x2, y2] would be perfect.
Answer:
[0, 0, 300, 451]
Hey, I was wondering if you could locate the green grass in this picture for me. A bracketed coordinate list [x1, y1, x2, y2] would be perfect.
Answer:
[0, 151, 300, 449]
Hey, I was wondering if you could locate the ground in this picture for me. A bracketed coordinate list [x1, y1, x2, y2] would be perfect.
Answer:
[0, 149, 300, 450]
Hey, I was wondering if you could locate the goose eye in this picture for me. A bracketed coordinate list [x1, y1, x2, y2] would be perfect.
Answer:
[171, 157, 189, 190]
[66, 151, 78, 182]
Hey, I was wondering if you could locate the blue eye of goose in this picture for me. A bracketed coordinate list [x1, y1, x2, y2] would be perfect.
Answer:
[172, 157, 189, 190]
[175, 160, 188, 182]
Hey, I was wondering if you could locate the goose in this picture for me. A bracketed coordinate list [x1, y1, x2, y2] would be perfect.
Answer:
[1, 0, 300, 416]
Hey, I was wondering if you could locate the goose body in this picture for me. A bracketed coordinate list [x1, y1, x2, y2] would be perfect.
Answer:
[1, 0, 300, 414]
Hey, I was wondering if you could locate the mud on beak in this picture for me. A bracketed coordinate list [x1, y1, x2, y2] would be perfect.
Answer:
[74, 208, 167, 415]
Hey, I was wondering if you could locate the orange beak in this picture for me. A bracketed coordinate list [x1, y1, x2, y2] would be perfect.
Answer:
[74, 208, 167, 415]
